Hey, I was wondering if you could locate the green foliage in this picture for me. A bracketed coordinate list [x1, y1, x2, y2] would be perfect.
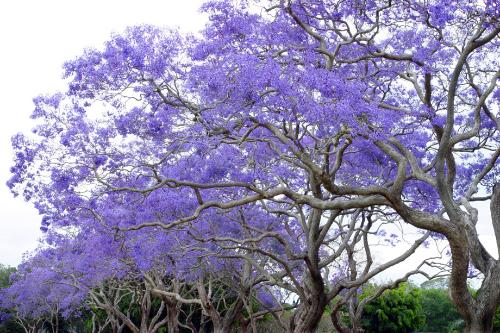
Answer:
[493, 305, 500, 333]
[0, 265, 15, 289]
[0, 320, 23, 333]
[83, 307, 110, 333]
[361, 283, 425, 333]
[420, 288, 461, 332]
[447, 318, 465, 333]
[357, 282, 500, 333]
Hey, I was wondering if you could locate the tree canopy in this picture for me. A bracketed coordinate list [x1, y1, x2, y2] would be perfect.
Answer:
[2, 1, 500, 332]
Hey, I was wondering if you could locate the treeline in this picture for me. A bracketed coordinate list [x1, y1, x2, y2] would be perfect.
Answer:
[1, 263, 497, 333]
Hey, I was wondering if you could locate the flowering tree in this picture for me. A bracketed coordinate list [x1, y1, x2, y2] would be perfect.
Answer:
[0, 215, 280, 333]
[0, 250, 84, 333]
[8, 0, 500, 332]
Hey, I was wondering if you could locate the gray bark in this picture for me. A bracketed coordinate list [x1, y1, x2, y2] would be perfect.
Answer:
[289, 267, 327, 333]
[164, 297, 180, 333]
[446, 184, 500, 333]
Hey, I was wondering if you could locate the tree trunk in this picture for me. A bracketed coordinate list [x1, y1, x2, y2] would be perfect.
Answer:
[165, 298, 180, 333]
[446, 184, 500, 333]
[212, 324, 232, 333]
[462, 267, 500, 333]
[220, 298, 244, 333]
[240, 319, 249, 333]
[196, 279, 247, 333]
[330, 310, 350, 333]
[347, 320, 365, 332]
[447, 236, 499, 333]
[464, 315, 494, 333]
[291, 297, 326, 333]
[289, 272, 327, 333]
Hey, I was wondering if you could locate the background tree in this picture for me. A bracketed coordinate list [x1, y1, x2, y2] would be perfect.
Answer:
[361, 283, 425, 333]
[0, 265, 23, 333]
[420, 287, 461, 332]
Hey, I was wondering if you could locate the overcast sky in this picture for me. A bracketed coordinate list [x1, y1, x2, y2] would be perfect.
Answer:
[0, 1, 496, 287]
[0, 0, 205, 266]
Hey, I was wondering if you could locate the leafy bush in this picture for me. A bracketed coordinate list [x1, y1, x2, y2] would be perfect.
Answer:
[420, 288, 461, 332]
[361, 283, 425, 333]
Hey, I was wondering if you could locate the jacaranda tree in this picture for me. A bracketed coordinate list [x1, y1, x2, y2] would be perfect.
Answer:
[8, 0, 500, 332]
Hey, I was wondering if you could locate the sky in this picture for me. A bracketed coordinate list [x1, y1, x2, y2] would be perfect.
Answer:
[0, 0, 206, 266]
[0, 1, 496, 287]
